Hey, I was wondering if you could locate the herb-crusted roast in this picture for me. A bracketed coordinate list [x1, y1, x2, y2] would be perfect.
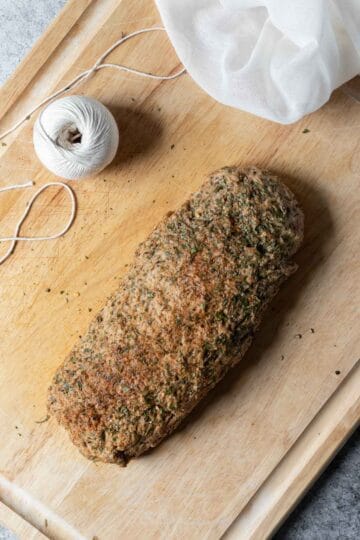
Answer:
[48, 166, 304, 465]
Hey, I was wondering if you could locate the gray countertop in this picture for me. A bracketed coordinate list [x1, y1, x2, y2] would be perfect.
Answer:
[0, 1, 358, 539]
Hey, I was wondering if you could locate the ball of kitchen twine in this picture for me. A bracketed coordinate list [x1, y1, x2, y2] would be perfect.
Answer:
[33, 95, 119, 180]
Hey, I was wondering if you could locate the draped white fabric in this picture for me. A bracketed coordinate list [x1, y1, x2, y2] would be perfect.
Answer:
[155, 0, 360, 123]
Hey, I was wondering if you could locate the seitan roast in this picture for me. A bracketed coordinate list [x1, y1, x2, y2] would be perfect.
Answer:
[48, 166, 304, 465]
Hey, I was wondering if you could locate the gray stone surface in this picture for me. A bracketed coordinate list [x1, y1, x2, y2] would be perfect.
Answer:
[275, 429, 360, 539]
[0, 1, 358, 539]
[0, 528, 18, 540]
[0, 0, 67, 84]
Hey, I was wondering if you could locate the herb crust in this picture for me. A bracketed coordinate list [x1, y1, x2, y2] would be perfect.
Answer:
[48, 167, 304, 465]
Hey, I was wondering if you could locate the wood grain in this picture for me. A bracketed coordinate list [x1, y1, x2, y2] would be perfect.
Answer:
[0, 501, 46, 540]
[0, 0, 359, 538]
[0, 0, 92, 121]
[224, 360, 360, 539]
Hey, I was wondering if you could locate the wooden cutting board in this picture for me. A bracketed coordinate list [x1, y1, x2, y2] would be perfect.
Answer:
[0, 1, 359, 538]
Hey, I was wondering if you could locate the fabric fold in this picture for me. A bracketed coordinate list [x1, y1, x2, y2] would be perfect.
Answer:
[155, 0, 360, 123]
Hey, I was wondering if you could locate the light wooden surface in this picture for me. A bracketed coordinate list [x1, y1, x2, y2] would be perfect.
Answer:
[225, 360, 360, 540]
[0, 1, 359, 539]
[0, 502, 46, 540]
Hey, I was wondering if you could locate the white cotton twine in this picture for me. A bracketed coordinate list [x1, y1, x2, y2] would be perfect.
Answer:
[33, 96, 119, 180]
[0, 26, 185, 265]
[0, 181, 76, 266]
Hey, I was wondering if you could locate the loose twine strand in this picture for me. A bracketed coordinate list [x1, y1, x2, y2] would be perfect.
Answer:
[0, 27, 185, 143]
[0, 181, 76, 265]
[0, 26, 186, 265]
